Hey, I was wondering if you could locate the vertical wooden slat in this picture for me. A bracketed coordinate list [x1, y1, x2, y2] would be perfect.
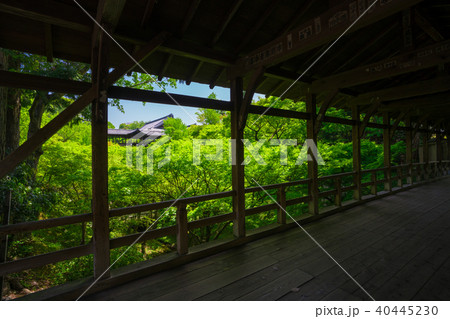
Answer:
[405, 118, 413, 184]
[383, 113, 392, 191]
[176, 203, 188, 256]
[334, 177, 342, 207]
[230, 77, 246, 238]
[306, 91, 319, 215]
[91, 28, 111, 279]
[436, 133, 442, 176]
[423, 128, 429, 180]
[277, 186, 286, 224]
[0, 190, 11, 299]
[352, 105, 362, 200]
[397, 167, 403, 188]
[371, 173, 377, 195]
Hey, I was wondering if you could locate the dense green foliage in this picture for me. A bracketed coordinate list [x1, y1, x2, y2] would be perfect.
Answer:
[0, 54, 408, 296]
[1, 94, 408, 295]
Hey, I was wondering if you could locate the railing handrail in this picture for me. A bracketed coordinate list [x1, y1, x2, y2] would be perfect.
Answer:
[1, 161, 449, 278]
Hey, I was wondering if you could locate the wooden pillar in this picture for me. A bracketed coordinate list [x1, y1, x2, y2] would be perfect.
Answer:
[436, 132, 443, 176]
[334, 177, 342, 207]
[176, 203, 188, 255]
[230, 77, 246, 238]
[0, 190, 11, 299]
[405, 118, 413, 184]
[423, 127, 429, 180]
[277, 186, 287, 224]
[306, 91, 319, 215]
[383, 113, 392, 191]
[352, 106, 362, 200]
[91, 29, 110, 279]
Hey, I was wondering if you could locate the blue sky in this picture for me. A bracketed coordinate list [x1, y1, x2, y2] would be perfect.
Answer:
[108, 82, 229, 128]
[108, 82, 264, 128]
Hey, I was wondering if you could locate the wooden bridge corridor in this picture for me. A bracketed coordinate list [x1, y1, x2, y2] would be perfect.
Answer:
[83, 178, 450, 301]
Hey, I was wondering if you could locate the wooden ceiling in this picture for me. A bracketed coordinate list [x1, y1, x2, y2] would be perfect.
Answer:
[0, 0, 449, 125]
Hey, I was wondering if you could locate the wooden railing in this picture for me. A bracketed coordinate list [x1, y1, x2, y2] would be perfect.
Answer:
[0, 160, 449, 279]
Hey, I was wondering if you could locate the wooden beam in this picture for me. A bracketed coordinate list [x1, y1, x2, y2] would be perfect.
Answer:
[234, 0, 281, 53]
[141, 0, 157, 28]
[186, 61, 203, 85]
[239, 67, 265, 130]
[158, 54, 173, 81]
[405, 117, 413, 184]
[436, 129, 443, 164]
[0, 32, 168, 180]
[0, 0, 91, 33]
[236, 0, 425, 75]
[264, 67, 313, 83]
[276, 0, 315, 36]
[422, 121, 429, 179]
[101, 0, 127, 31]
[44, 24, 54, 63]
[383, 113, 392, 191]
[314, 89, 339, 134]
[155, 37, 234, 67]
[0, 70, 90, 94]
[141, 0, 156, 27]
[91, 28, 111, 280]
[180, 0, 202, 36]
[382, 92, 450, 111]
[209, 68, 225, 89]
[414, 9, 444, 42]
[360, 100, 380, 138]
[108, 86, 231, 111]
[210, 0, 244, 46]
[176, 204, 188, 255]
[332, 22, 399, 74]
[352, 76, 450, 105]
[108, 31, 169, 83]
[412, 114, 429, 137]
[352, 105, 361, 200]
[390, 111, 409, 139]
[230, 77, 245, 238]
[313, 39, 450, 93]
[402, 8, 413, 49]
[265, 80, 286, 98]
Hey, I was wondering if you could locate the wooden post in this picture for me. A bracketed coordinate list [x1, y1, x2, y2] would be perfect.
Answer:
[306, 91, 319, 215]
[436, 133, 443, 176]
[91, 28, 111, 279]
[405, 118, 413, 184]
[423, 128, 429, 180]
[277, 186, 286, 224]
[397, 167, 403, 188]
[383, 113, 392, 191]
[371, 172, 377, 195]
[230, 77, 246, 238]
[352, 106, 362, 200]
[176, 203, 188, 255]
[334, 177, 342, 207]
[1, 190, 11, 300]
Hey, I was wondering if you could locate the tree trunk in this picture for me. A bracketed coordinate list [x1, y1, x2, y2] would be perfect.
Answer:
[0, 50, 7, 160]
[4, 56, 21, 157]
[26, 93, 48, 174]
[5, 89, 21, 155]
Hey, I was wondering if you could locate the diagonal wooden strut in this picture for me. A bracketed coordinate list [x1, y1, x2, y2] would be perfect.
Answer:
[239, 67, 265, 130]
[359, 100, 380, 138]
[314, 89, 339, 134]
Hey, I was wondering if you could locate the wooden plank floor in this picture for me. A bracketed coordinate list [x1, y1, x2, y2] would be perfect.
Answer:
[87, 178, 450, 301]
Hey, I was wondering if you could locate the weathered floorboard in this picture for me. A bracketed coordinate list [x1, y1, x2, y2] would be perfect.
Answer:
[86, 179, 450, 301]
